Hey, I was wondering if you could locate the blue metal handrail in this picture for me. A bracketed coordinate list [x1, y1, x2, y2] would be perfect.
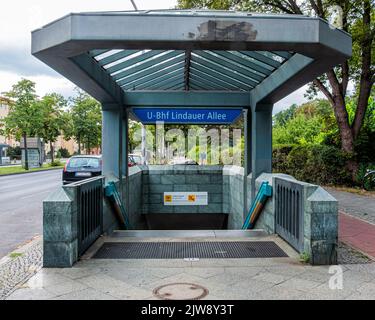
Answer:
[105, 181, 131, 229]
[242, 181, 272, 230]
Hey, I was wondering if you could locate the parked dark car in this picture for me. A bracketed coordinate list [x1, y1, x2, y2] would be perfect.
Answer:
[63, 155, 102, 185]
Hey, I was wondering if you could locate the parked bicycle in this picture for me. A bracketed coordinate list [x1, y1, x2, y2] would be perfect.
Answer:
[362, 169, 375, 191]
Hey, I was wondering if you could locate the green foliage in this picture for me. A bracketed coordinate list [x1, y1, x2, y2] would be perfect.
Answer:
[64, 89, 102, 154]
[284, 144, 352, 185]
[9, 252, 23, 259]
[56, 147, 70, 158]
[177, 0, 235, 10]
[6, 146, 21, 159]
[272, 97, 375, 186]
[49, 159, 62, 167]
[272, 144, 294, 174]
[273, 100, 333, 146]
[37, 93, 68, 161]
[3, 79, 41, 140]
[273, 104, 297, 127]
[357, 163, 375, 190]
[299, 252, 310, 264]
[178, 0, 374, 161]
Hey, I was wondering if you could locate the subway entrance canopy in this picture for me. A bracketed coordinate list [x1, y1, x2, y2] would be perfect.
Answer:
[32, 9, 352, 182]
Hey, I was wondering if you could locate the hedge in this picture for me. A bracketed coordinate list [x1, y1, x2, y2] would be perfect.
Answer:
[273, 144, 352, 186]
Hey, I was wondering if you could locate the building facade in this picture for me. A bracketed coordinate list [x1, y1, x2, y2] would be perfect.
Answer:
[0, 96, 18, 147]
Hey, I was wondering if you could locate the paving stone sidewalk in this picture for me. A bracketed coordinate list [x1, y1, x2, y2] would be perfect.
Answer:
[324, 187, 375, 260]
[339, 213, 375, 260]
[3, 236, 375, 300]
[0, 238, 42, 300]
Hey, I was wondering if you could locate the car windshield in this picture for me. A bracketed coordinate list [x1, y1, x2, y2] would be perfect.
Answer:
[68, 157, 100, 169]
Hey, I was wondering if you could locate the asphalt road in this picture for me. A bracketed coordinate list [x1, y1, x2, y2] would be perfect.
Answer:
[0, 170, 62, 258]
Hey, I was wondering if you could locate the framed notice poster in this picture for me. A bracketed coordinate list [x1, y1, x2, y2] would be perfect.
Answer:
[164, 192, 208, 206]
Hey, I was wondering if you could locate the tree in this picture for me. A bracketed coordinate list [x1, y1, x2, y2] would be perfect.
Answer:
[65, 89, 102, 154]
[38, 93, 67, 162]
[56, 147, 71, 158]
[178, 0, 374, 180]
[3, 79, 41, 170]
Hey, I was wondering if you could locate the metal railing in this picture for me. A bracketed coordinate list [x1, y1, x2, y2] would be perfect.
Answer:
[274, 177, 304, 252]
[76, 177, 104, 255]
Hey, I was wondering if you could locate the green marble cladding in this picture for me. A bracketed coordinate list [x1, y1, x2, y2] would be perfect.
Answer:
[142, 165, 224, 214]
[43, 187, 78, 267]
[42, 165, 338, 267]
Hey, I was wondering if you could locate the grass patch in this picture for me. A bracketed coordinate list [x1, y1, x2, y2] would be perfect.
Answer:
[9, 252, 23, 259]
[0, 163, 65, 175]
[299, 252, 310, 264]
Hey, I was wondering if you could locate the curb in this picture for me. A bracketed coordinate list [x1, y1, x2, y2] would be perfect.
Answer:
[0, 166, 63, 177]
[0, 236, 43, 300]
[0, 235, 42, 268]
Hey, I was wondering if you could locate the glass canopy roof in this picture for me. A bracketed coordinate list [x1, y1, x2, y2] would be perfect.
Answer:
[91, 49, 294, 92]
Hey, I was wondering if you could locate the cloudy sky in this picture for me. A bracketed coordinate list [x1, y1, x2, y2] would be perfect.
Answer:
[0, 0, 311, 113]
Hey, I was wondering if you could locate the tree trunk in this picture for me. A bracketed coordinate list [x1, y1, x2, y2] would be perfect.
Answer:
[23, 133, 29, 170]
[78, 136, 81, 155]
[331, 96, 359, 182]
[352, 0, 373, 140]
[50, 141, 54, 163]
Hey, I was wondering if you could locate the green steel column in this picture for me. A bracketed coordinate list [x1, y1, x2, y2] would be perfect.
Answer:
[124, 109, 130, 222]
[243, 108, 252, 219]
[102, 107, 121, 178]
[118, 108, 124, 195]
[251, 104, 273, 199]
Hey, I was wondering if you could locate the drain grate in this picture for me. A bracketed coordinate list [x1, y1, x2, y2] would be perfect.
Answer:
[92, 241, 288, 259]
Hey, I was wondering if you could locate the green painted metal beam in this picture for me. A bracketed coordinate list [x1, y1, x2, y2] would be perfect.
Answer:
[144, 72, 184, 90]
[130, 67, 184, 90]
[189, 67, 238, 90]
[107, 50, 164, 74]
[190, 59, 251, 91]
[168, 82, 185, 90]
[250, 53, 314, 106]
[194, 51, 264, 82]
[194, 51, 260, 86]
[123, 91, 250, 107]
[122, 61, 185, 90]
[89, 49, 110, 57]
[271, 51, 293, 60]
[189, 74, 228, 90]
[70, 53, 124, 104]
[162, 79, 186, 90]
[240, 51, 280, 68]
[149, 76, 185, 90]
[213, 51, 272, 76]
[117, 54, 185, 86]
[97, 50, 139, 66]
[112, 51, 183, 81]
[184, 49, 192, 91]
[189, 83, 206, 90]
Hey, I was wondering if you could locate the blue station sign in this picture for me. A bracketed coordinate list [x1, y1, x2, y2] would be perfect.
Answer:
[132, 108, 242, 124]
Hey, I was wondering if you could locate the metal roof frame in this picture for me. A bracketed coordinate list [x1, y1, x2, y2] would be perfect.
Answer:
[32, 9, 351, 108]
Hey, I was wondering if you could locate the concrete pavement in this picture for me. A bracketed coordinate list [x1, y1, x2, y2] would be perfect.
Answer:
[326, 187, 375, 224]
[5, 235, 375, 300]
[0, 170, 61, 258]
